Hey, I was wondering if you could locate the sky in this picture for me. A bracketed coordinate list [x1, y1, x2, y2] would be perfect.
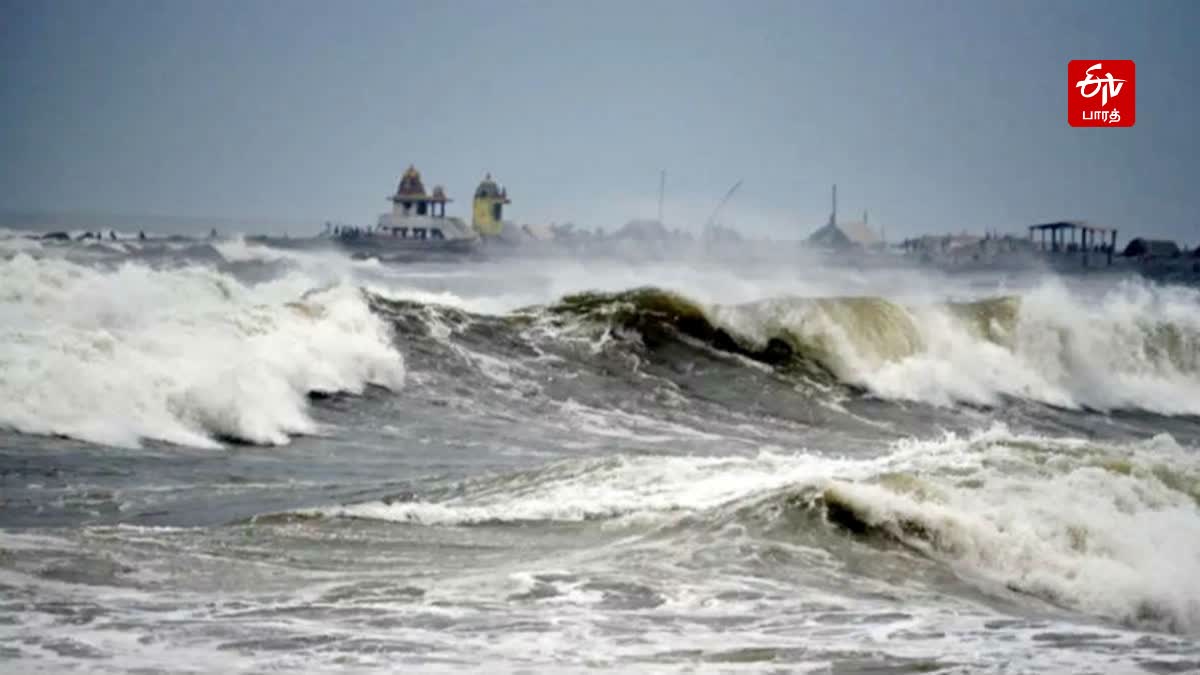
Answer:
[1, 0, 1198, 241]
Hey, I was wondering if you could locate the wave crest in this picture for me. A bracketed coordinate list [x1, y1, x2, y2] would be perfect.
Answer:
[534, 281, 1200, 414]
[299, 426, 1200, 633]
[0, 254, 405, 448]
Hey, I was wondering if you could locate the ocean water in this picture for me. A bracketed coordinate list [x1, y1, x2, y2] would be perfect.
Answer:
[2, 231, 1200, 673]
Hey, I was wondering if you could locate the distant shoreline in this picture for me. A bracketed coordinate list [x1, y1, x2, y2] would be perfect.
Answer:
[0, 209, 315, 236]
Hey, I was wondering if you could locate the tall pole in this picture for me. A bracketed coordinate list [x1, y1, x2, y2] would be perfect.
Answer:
[704, 179, 743, 248]
[831, 184, 838, 227]
[657, 170, 666, 224]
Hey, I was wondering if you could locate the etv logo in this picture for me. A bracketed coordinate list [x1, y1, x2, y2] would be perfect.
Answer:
[1069, 60, 1135, 127]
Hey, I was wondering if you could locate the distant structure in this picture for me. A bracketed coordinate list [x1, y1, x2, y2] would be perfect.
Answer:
[830, 184, 837, 226]
[901, 232, 1029, 264]
[807, 184, 880, 249]
[390, 165, 451, 218]
[1027, 221, 1117, 266]
[703, 179, 742, 246]
[357, 164, 477, 250]
[472, 173, 510, 237]
[1121, 238, 1181, 259]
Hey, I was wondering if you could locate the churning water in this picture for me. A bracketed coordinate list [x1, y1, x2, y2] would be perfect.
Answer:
[2, 231, 1199, 673]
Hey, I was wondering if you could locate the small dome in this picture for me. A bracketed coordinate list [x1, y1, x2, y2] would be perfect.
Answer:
[475, 173, 503, 199]
[432, 185, 447, 200]
[396, 165, 426, 197]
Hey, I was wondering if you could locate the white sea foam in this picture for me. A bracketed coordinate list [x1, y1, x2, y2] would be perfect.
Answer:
[321, 450, 851, 525]
[0, 253, 404, 448]
[321, 424, 1200, 632]
[819, 429, 1200, 633]
[713, 277, 1200, 414]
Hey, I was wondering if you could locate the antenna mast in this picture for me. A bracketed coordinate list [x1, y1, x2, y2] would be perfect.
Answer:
[828, 184, 838, 227]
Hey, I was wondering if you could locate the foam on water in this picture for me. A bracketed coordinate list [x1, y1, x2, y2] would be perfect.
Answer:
[712, 277, 1200, 413]
[0, 253, 405, 448]
[317, 424, 1200, 633]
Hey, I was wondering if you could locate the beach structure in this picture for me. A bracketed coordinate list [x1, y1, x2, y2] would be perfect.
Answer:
[332, 165, 478, 255]
[1027, 221, 1117, 266]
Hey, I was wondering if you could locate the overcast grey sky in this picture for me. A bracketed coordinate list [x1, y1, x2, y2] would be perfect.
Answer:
[2, 0, 1197, 241]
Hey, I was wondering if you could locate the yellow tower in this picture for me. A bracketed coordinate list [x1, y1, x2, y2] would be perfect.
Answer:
[472, 173, 510, 237]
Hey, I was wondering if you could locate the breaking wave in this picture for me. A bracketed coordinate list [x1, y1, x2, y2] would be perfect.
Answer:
[0, 253, 405, 448]
[305, 426, 1200, 634]
[532, 280, 1200, 414]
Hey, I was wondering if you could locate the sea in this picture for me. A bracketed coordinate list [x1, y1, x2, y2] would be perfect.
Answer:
[2, 230, 1199, 674]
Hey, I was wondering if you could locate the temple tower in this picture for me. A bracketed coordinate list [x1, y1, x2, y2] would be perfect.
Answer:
[390, 165, 450, 218]
[472, 173, 510, 236]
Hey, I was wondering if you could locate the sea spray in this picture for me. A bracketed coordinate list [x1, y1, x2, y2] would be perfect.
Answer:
[535, 279, 1200, 414]
[0, 254, 405, 448]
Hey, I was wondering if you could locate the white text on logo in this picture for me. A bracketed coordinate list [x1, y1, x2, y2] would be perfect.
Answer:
[1075, 63, 1126, 106]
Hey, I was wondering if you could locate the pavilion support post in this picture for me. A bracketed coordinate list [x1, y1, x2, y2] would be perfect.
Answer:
[1109, 230, 1116, 266]
[1083, 229, 1089, 267]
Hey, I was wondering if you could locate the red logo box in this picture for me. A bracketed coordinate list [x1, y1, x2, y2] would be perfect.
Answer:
[1069, 60, 1135, 127]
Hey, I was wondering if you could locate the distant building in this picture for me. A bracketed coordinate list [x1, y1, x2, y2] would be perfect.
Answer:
[808, 219, 880, 248]
[368, 165, 477, 247]
[806, 184, 880, 249]
[1122, 238, 1181, 259]
[903, 233, 984, 255]
[389, 165, 451, 218]
[613, 219, 675, 241]
[472, 173, 510, 237]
